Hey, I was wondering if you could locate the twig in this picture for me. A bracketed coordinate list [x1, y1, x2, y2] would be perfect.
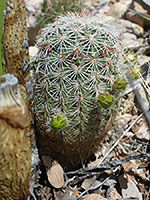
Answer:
[66, 153, 150, 185]
[128, 75, 150, 130]
[29, 189, 37, 200]
[66, 153, 150, 177]
[64, 176, 77, 187]
[97, 113, 143, 166]
[146, 186, 150, 200]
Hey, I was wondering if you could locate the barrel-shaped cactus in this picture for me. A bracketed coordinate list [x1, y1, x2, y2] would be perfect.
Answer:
[33, 12, 128, 167]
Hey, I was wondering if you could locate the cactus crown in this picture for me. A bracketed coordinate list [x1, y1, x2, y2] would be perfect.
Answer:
[33, 12, 129, 165]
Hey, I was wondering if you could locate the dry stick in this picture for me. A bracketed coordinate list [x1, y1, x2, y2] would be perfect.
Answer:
[29, 189, 37, 200]
[129, 74, 150, 129]
[97, 113, 143, 167]
[146, 186, 150, 200]
[66, 153, 150, 177]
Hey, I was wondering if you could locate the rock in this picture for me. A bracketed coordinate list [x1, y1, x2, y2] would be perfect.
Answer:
[94, 0, 113, 15]
[120, 19, 144, 35]
[29, 46, 38, 59]
[25, 0, 44, 26]
[104, 16, 144, 35]
[122, 32, 143, 48]
[138, 55, 150, 67]
[107, 1, 132, 19]
[102, 16, 144, 48]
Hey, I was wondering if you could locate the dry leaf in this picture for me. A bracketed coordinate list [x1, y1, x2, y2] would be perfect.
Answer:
[126, 173, 134, 184]
[135, 122, 150, 141]
[103, 177, 117, 187]
[122, 159, 141, 184]
[47, 160, 64, 188]
[42, 155, 53, 168]
[54, 189, 78, 200]
[107, 187, 121, 200]
[118, 173, 142, 200]
[133, 168, 149, 181]
[81, 176, 97, 190]
[122, 180, 142, 200]
[122, 160, 141, 172]
[118, 173, 128, 189]
[83, 194, 107, 200]
[119, 162, 134, 184]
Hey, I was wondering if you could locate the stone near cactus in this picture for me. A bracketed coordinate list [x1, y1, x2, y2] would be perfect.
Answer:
[33, 12, 129, 168]
[0, 74, 31, 200]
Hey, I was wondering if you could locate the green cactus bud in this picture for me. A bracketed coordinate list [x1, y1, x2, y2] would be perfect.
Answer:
[125, 52, 137, 64]
[98, 93, 113, 108]
[129, 68, 141, 79]
[113, 78, 127, 91]
[50, 115, 66, 130]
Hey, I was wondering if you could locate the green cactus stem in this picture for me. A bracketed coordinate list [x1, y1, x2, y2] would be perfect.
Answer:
[33, 12, 129, 167]
[2, 0, 29, 84]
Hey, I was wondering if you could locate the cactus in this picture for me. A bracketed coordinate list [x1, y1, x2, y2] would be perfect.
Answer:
[2, 0, 30, 84]
[33, 12, 129, 167]
[0, 0, 6, 75]
[0, 74, 31, 199]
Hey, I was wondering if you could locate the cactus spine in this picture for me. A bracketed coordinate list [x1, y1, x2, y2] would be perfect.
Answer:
[33, 12, 128, 167]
